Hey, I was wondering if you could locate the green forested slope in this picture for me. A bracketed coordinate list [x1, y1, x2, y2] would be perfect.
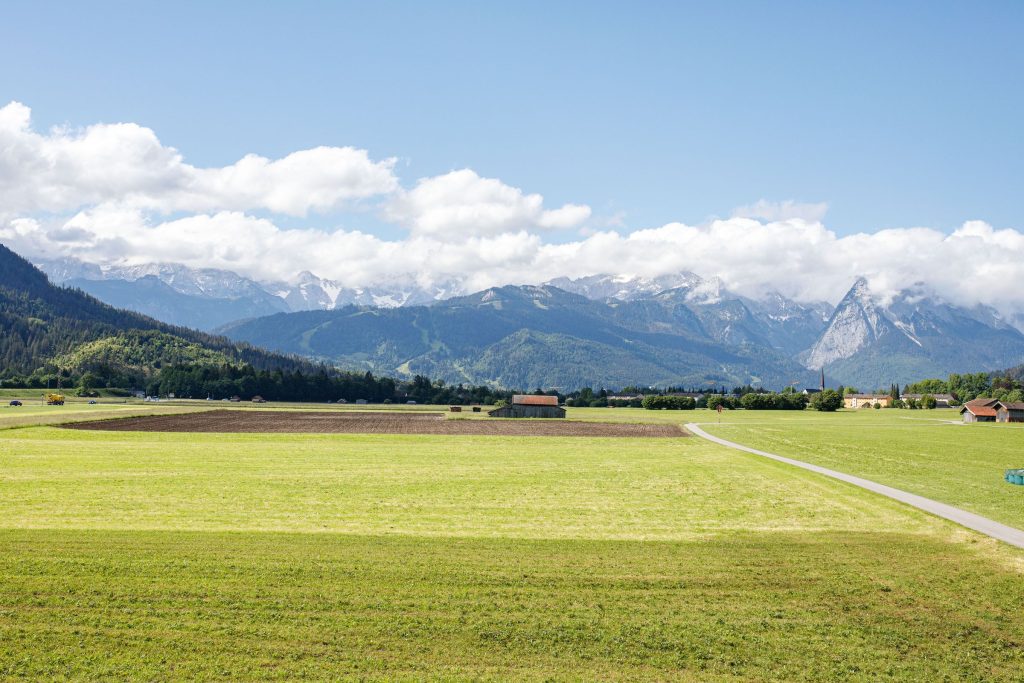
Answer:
[0, 243, 314, 384]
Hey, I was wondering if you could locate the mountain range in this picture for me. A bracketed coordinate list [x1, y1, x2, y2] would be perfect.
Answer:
[218, 283, 822, 390]
[36, 257, 457, 330]
[23, 252, 1024, 389]
[803, 278, 1024, 388]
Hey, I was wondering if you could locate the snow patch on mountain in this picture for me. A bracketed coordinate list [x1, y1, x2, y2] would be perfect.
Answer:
[545, 273, 702, 302]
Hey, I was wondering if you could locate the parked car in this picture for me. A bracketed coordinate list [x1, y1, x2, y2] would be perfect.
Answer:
[9, 400, 22, 407]
[88, 400, 97, 404]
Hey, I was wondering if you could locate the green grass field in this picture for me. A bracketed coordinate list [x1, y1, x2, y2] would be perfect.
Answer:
[2, 409, 1024, 679]
[0, 402, 205, 430]
[699, 408, 1024, 529]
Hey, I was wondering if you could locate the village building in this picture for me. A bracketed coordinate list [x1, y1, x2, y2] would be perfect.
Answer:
[804, 369, 827, 395]
[488, 394, 566, 418]
[606, 394, 644, 402]
[901, 393, 955, 407]
[843, 394, 893, 409]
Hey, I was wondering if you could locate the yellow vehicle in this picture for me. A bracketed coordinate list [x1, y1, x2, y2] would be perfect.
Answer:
[45, 393, 65, 405]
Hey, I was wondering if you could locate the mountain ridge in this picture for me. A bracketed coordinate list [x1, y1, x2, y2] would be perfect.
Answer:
[219, 283, 820, 390]
[803, 278, 1024, 388]
[25, 251, 1024, 390]
[0, 243, 323, 387]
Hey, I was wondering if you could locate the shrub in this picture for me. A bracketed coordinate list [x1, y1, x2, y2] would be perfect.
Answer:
[706, 395, 736, 411]
[809, 389, 843, 412]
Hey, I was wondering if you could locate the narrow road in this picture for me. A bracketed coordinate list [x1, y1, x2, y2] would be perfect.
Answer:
[685, 423, 1024, 550]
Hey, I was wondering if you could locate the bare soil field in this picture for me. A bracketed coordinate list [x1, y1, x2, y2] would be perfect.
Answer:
[62, 409, 686, 437]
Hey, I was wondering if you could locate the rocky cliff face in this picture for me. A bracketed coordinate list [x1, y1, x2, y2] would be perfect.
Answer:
[804, 278, 890, 368]
[803, 278, 1024, 388]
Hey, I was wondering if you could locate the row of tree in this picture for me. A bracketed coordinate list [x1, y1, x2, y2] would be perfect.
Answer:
[641, 395, 697, 410]
[705, 390, 831, 411]
[148, 363, 517, 405]
[905, 372, 1023, 404]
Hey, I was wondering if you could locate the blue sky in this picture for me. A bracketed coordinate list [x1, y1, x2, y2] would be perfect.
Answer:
[4, 1, 1022, 237]
[4, 1, 1024, 314]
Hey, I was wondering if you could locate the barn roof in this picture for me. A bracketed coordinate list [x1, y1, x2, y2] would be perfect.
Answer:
[966, 398, 1001, 407]
[961, 404, 998, 417]
[512, 394, 559, 406]
[999, 401, 1024, 410]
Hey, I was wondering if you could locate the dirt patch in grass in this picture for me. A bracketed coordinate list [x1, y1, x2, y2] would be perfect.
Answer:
[61, 409, 686, 437]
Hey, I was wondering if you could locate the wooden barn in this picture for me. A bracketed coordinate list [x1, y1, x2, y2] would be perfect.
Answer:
[488, 394, 566, 419]
[960, 398, 1000, 423]
[997, 401, 1024, 423]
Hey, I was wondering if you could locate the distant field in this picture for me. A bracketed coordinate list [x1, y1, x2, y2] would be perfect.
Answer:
[2, 408, 1024, 679]
[699, 408, 1024, 529]
[0, 402, 206, 430]
[63, 408, 686, 437]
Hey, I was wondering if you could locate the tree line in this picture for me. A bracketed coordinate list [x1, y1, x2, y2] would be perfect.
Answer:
[147, 363, 516, 405]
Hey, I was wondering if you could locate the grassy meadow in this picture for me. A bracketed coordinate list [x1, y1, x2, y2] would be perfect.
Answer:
[699, 407, 1024, 529]
[1, 406, 1023, 679]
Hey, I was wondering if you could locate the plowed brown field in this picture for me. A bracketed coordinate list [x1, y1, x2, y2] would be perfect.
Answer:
[62, 409, 685, 437]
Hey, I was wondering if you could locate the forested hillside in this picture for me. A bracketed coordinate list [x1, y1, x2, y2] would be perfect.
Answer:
[0, 243, 316, 387]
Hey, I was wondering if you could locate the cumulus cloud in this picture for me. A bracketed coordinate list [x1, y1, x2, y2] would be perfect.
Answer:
[0, 101, 398, 216]
[385, 169, 591, 239]
[9, 208, 1024, 326]
[731, 199, 830, 223]
[4, 102, 1024, 325]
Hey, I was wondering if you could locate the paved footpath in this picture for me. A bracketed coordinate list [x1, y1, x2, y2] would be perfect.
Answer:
[686, 423, 1024, 550]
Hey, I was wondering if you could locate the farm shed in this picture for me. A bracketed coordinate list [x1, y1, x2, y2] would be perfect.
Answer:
[997, 401, 1024, 423]
[488, 394, 566, 419]
[960, 398, 1000, 423]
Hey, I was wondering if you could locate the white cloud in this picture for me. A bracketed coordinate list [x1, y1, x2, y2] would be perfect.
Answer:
[731, 199, 829, 222]
[0, 101, 398, 216]
[4, 102, 1024, 325]
[385, 169, 591, 239]
[9, 208, 1024, 326]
